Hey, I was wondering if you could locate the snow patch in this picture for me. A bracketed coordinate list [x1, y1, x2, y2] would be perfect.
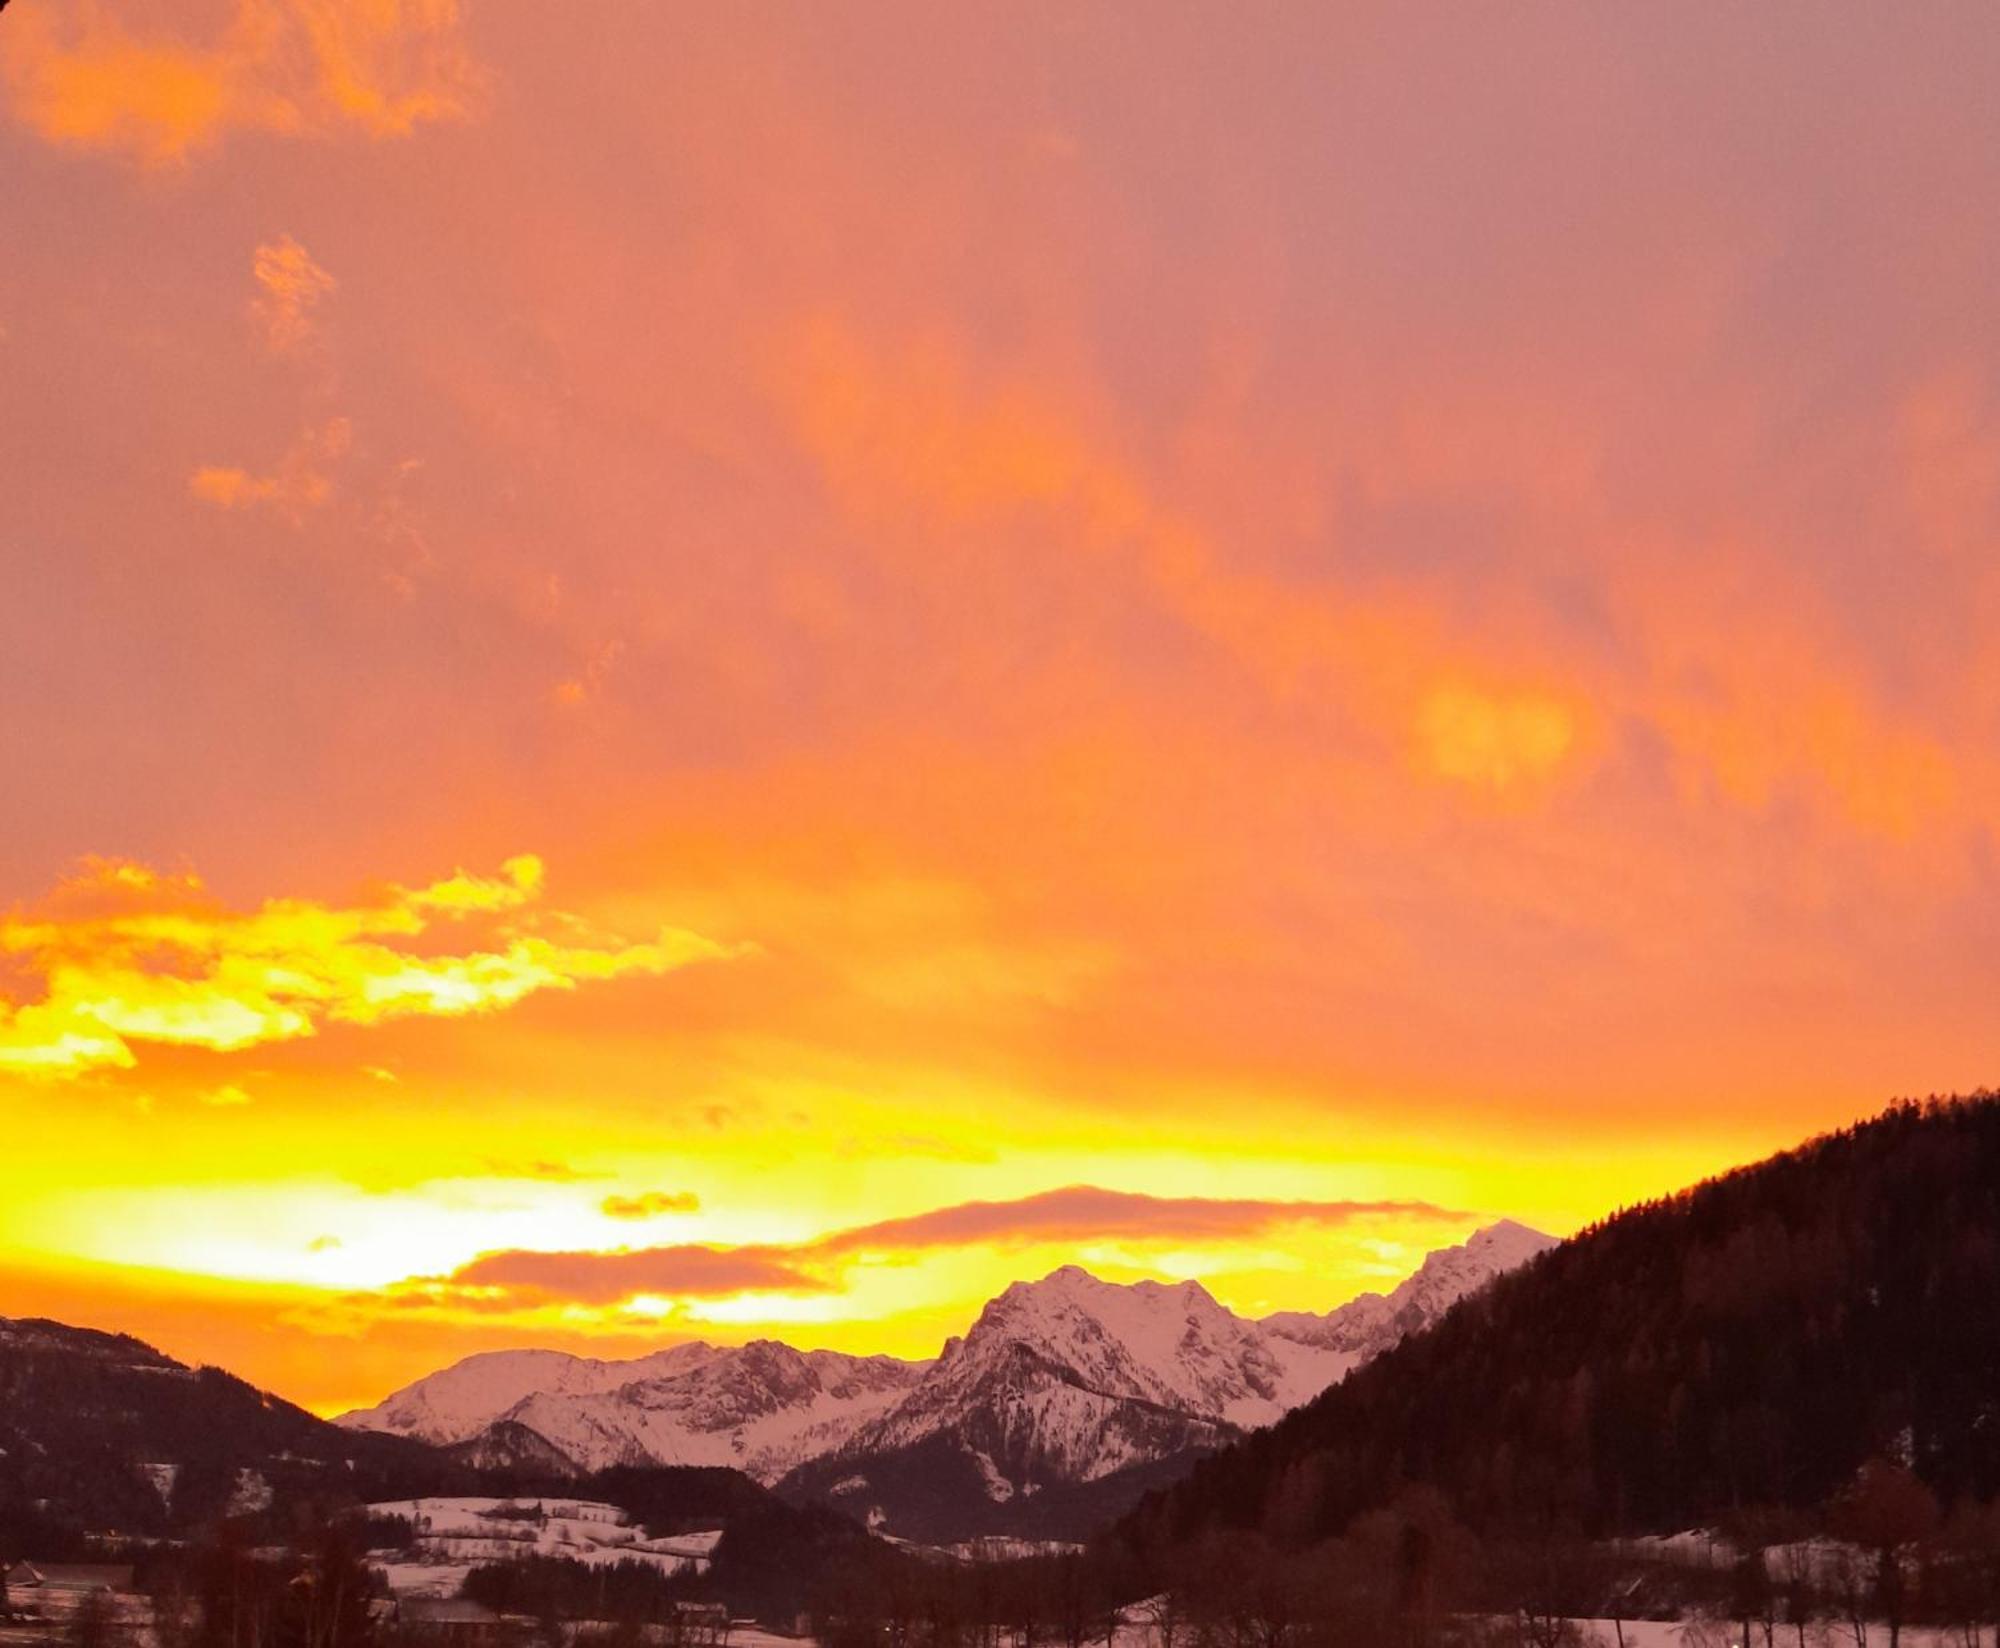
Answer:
[364, 1498, 722, 1595]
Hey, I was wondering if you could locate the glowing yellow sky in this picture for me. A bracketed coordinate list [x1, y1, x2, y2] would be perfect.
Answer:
[3, 2, 1999, 1416]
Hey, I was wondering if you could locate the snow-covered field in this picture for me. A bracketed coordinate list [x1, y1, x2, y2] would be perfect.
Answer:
[366, 1496, 722, 1598]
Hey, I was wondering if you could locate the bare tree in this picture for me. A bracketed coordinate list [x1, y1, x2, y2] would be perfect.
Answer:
[1831, 1459, 1940, 1648]
[69, 1590, 118, 1648]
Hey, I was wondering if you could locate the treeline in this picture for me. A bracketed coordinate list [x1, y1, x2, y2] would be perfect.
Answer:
[810, 1458, 2000, 1648]
[461, 1556, 706, 1624]
[0, 1335, 509, 1542]
[134, 1523, 385, 1648]
[1128, 1094, 2000, 1550]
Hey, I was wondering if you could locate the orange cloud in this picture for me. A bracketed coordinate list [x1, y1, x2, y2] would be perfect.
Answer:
[406, 1188, 1466, 1316]
[479, 1158, 609, 1184]
[0, 854, 733, 1080]
[1418, 683, 1580, 790]
[601, 1190, 702, 1221]
[775, 318, 1600, 797]
[811, 1187, 1465, 1259]
[252, 235, 337, 355]
[0, 0, 485, 165]
[429, 1244, 828, 1307]
[189, 417, 352, 520]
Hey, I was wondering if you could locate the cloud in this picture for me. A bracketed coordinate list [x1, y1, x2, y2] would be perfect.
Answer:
[478, 1157, 608, 1184]
[189, 417, 352, 520]
[444, 1244, 827, 1306]
[0, 0, 485, 165]
[0, 854, 734, 1080]
[811, 1187, 1467, 1258]
[601, 1190, 702, 1221]
[1417, 684, 1579, 790]
[408, 1187, 1464, 1314]
[553, 640, 625, 709]
[252, 235, 337, 356]
[775, 317, 1601, 801]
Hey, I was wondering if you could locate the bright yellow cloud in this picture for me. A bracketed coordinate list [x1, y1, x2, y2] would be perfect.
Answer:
[0, 855, 733, 1080]
[0, 0, 483, 165]
[1418, 683, 1580, 789]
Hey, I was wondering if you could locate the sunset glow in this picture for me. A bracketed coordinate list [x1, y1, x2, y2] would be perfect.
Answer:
[4, 3, 1999, 1418]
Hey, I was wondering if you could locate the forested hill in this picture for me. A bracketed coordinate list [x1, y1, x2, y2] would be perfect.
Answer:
[0, 1315, 484, 1546]
[1122, 1093, 2000, 1550]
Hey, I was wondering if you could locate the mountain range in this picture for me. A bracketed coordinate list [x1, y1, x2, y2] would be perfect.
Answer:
[7, 1092, 1998, 1588]
[338, 1219, 1554, 1540]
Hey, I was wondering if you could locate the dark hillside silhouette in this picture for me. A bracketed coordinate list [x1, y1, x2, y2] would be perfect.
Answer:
[1125, 1093, 2000, 1549]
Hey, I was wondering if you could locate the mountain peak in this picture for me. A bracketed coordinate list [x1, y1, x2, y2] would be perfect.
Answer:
[338, 1223, 1554, 1540]
[1464, 1217, 1556, 1254]
[1010, 1264, 1219, 1308]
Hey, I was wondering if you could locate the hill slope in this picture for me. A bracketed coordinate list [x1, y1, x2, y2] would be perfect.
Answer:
[0, 1317, 467, 1546]
[1126, 1094, 2000, 1551]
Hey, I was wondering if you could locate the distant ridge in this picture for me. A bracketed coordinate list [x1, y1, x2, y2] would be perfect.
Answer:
[0, 1315, 461, 1541]
[778, 1220, 1554, 1540]
[340, 1221, 1550, 1543]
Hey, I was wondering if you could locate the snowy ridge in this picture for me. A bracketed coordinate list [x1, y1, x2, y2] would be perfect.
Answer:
[800, 1221, 1555, 1524]
[842, 1267, 1347, 1473]
[1260, 1218, 1556, 1358]
[337, 1340, 929, 1483]
[340, 1221, 1553, 1524]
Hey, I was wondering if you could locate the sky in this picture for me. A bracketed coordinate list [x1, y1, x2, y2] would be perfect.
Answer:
[2, 2, 1999, 1417]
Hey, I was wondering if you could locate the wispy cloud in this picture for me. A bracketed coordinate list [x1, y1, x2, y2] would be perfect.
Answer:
[189, 418, 352, 520]
[0, 854, 734, 1080]
[252, 235, 337, 356]
[1, 0, 485, 165]
[810, 1187, 1466, 1257]
[479, 1158, 607, 1185]
[429, 1244, 826, 1307]
[601, 1190, 702, 1221]
[402, 1188, 1465, 1316]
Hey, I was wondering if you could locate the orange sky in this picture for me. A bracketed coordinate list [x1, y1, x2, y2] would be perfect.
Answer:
[2, 2, 1998, 1416]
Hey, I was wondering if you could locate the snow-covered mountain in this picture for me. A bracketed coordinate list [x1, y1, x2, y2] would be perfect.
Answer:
[335, 1340, 930, 1483]
[1260, 1218, 1556, 1360]
[339, 1221, 1553, 1531]
[781, 1219, 1555, 1538]
[830, 1266, 1344, 1477]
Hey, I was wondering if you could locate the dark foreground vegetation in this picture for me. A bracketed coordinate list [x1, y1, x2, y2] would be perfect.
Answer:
[811, 1455, 2000, 1648]
[21, 1454, 2000, 1648]
[1136, 1093, 2000, 1547]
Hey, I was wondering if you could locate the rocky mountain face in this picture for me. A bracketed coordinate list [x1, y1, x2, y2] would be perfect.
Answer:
[1259, 1219, 1557, 1358]
[337, 1339, 931, 1482]
[780, 1222, 1555, 1540]
[341, 1222, 1552, 1541]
